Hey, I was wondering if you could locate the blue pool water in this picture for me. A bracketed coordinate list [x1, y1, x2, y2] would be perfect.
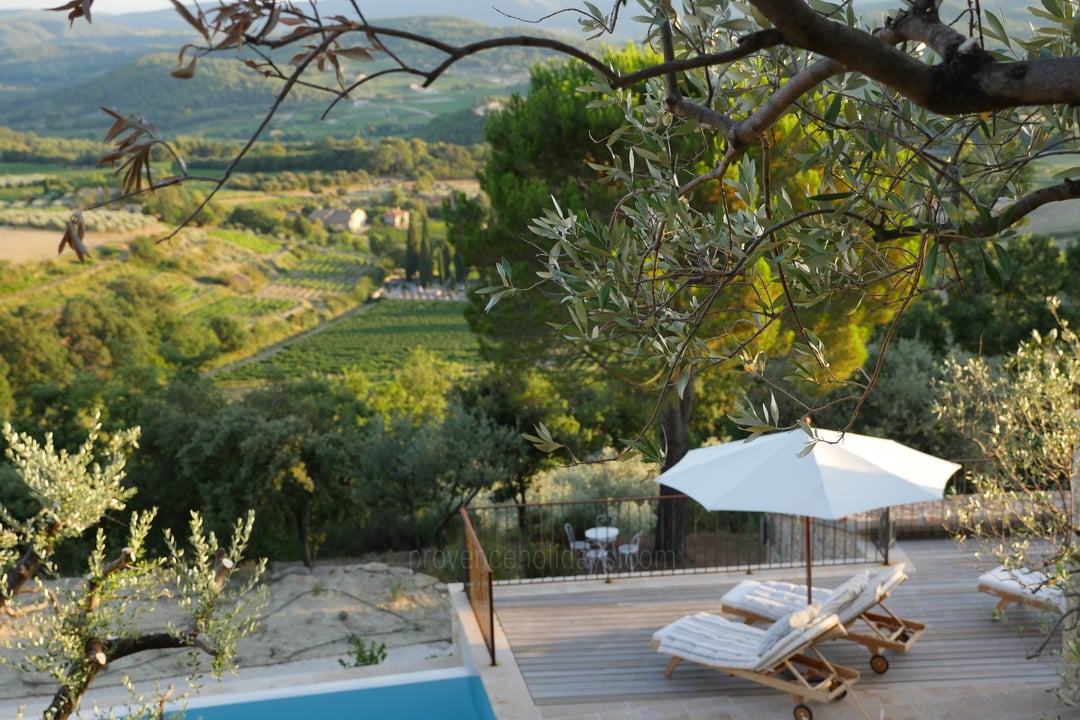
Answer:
[161, 668, 496, 720]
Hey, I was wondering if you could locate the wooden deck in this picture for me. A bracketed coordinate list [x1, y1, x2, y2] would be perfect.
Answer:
[492, 538, 1063, 709]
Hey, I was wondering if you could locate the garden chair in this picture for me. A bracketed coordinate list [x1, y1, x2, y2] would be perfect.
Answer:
[652, 604, 866, 720]
[977, 565, 1066, 616]
[719, 564, 923, 674]
[617, 531, 642, 571]
[564, 522, 591, 569]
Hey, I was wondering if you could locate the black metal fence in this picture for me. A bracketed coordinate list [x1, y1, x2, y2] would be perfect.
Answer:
[429, 493, 1063, 587]
[460, 495, 903, 584]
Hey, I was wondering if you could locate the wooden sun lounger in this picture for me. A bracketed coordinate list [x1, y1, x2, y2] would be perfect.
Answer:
[977, 565, 1065, 615]
[719, 564, 924, 674]
[652, 607, 868, 720]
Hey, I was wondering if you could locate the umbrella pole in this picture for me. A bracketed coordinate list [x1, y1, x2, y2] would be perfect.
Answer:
[805, 516, 812, 605]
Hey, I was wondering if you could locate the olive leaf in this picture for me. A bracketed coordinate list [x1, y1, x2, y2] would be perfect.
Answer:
[45, 0, 93, 25]
[57, 210, 90, 263]
[97, 107, 164, 196]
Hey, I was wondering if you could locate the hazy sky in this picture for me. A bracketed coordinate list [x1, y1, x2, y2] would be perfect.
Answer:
[0, 1, 172, 11]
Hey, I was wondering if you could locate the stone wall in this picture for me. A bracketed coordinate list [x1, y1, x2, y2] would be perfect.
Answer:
[762, 514, 878, 566]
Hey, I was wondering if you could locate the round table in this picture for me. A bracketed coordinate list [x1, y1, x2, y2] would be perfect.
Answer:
[585, 526, 619, 546]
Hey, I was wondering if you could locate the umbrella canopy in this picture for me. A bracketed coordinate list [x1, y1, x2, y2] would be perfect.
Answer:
[654, 428, 961, 600]
[654, 428, 960, 520]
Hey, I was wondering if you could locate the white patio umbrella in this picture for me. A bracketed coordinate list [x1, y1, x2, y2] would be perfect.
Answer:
[654, 428, 961, 601]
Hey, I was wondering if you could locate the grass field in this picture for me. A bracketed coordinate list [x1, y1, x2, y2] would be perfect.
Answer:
[0, 164, 97, 174]
[1023, 203, 1080, 243]
[1020, 157, 1080, 242]
[208, 228, 283, 254]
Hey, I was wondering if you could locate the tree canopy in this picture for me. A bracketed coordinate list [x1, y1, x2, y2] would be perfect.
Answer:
[43, 0, 1080, 444]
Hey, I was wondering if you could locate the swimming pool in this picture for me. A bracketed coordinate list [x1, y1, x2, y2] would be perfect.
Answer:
[161, 667, 496, 720]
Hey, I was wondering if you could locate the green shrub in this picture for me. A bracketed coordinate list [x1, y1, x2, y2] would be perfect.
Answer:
[227, 205, 283, 235]
[208, 315, 250, 353]
[339, 636, 387, 667]
[531, 450, 659, 504]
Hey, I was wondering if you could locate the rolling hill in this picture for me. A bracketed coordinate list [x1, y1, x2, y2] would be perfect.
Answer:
[0, 0, 1048, 144]
[0, 9, 583, 143]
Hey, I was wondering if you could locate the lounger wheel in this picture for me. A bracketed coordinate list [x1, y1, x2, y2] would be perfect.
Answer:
[793, 703, 813, 720]
[870, 654, 889, 674]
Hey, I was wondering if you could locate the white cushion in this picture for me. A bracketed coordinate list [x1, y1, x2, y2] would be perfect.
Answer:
[654, 608, 840, 672]
[722, 579, 804, 620]
[978, 565, 1065, 611]
[653, 612, 764, 670]
[818, 570, 870, 620]
[756, 604, 819, 658]
[722, 567, 904, 625]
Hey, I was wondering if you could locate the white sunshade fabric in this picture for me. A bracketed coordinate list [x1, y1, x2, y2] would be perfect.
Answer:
[654, 429, 961, 520]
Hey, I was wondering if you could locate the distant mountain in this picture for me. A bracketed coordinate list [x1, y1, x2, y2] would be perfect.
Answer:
[0, 0, 1048, 144]
[0, 11, 579, 143]
[83, 0, 1037, 35]
[91, 0, 607, 34]
[0, 9, 200, 97]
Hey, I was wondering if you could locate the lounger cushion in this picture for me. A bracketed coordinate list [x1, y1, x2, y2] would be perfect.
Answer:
[722, 568, 879, 625]
[818, 570, 870, 618]
[653, 608, 839, 672]
[863, 563, 907, 603]
[758, 609, 841, 668]
[978, 565, 1065, 612]
[653, 612, 765, 670]
[721, 578, 802, 619]
[756, 603, 820, 657]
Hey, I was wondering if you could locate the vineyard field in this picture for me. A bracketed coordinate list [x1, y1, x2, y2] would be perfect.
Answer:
[220, 299, 482, 382]
[286, 253, 375, 292]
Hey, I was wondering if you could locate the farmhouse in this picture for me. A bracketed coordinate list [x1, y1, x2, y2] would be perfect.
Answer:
[382, 207, 410, 229]
[308, 208, 368, 233]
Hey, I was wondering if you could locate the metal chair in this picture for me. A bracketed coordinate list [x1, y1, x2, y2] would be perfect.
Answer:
[564, 522, 590, 567]
[618, 531, 643, 571]
[584, 546, 613, 574]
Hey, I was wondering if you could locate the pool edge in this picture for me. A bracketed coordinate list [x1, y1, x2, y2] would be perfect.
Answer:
[449, 582, 542, 720]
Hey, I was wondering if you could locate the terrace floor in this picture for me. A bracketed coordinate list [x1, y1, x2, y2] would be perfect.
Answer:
[475, 538, 1069, 720]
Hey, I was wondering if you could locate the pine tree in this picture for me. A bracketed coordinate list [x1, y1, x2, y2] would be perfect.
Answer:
[419, 215, 434, 288]
[441, 245, 452, 287]
[404, 215, 419, 282]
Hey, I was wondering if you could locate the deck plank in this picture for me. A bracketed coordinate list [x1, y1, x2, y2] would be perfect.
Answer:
[493, 538, 1062, 707]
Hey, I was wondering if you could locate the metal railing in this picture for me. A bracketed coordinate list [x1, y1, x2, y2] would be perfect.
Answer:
[854, 491, 1071, 542]
[451, 492, 1069, 585]
[463, 494, 894, 584]
[460, 507, 495, 665]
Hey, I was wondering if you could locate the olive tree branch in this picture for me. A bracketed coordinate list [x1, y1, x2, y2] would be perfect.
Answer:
[753, 0, 1080, 112]
[156, 28, 347, 243]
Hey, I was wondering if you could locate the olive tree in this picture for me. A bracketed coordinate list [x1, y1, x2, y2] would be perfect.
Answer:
[935, 300, 1080, 703]
[0, 415, 266, 720]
